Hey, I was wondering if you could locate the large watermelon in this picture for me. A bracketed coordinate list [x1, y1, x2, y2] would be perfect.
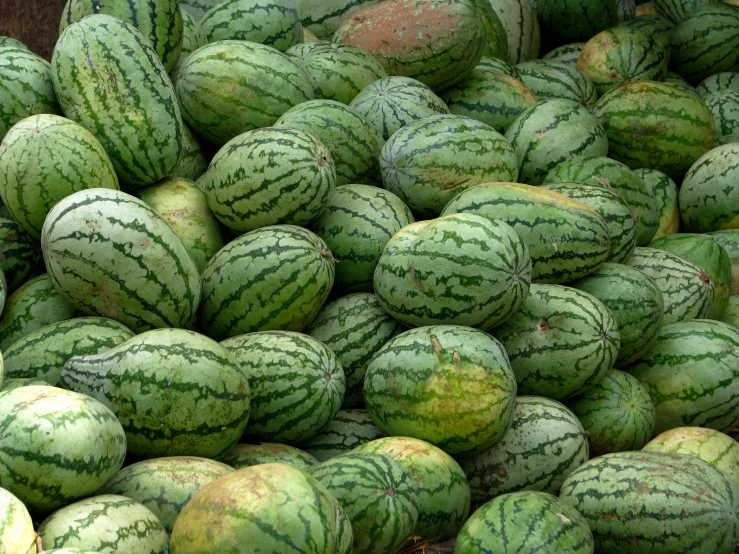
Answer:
[300, 409, 385, 462]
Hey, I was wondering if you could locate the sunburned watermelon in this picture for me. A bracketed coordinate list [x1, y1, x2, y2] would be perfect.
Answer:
[300, 409, 385, 462]
[221, 443, 318, 470]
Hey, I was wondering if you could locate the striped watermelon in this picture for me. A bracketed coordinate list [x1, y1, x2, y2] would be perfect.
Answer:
[486, 0, 539, 64]
[0, 386, 126, 512]
[0, 37, 28, 50]
[441, 183, 611, 284]
[696, 71, 739, 99]
[592, 81, 715, 180]
[651, 0, 705, 23]
[168, 9, 207, 84]
[0, 487, 35, 554]
[300, 409, 385, 462]
[542, 42, 586, 67]
[96, 457, 234, 533]
[175, 40, 314, 146]
[179, 0, 221, 19]
[4, 317, 134, 385]
[354, 436, 471, 541]
[722, 294, 739, 327]
[455, 491, 594, 554]
[198, 225, 334, 340]
[286, 41, 387, 105]
[476, 56, 517, 77]
[617, 0, 636, 20]
[169, 124, 211, 182]
[52, 15, 183, 188]
[364, 325, 518, 456]
[308, 453, 419, 554]
[170, 463, 353, 553]
[634, 168, 680, 239]
[348, 76, 450, 141]
[0, 378, 50, 392]
[39, 495, 168, 553]
[536, 0, 618, 44]
[198, 127, 335, 232]
[706, 229, 739, 294]
[618, 13, 675, 56]
[571, 263, 664, 366]
[306, 293, 404, 405]
[504, 99, 609, 185]
[559, 451, 738, 554]
[0, 114, 119, 239]
[568, 369, 656, 456]
[41, 188, 201, 333]
[293, 0, 380, 38]
[624, 319, 739, 434]
[494, 284, 620, 400]
[221, 330, 344, 443]
[373, 213, 531, 329]
[664, 72, 700, 95]
[705, 89, 739, 139]
[221, 443, 318, 470]
[474, 0, 508, 59]
[459, 396, 589, 503]
[515, 60, 597, 108]
[0, 215, 43, 293]
[61, 328, 251, 458]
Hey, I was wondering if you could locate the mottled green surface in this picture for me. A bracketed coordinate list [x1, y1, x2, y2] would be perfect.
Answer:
[0, 486, 35, 554]
[222, 443, 318, 470]
[301, 409, 385, 461]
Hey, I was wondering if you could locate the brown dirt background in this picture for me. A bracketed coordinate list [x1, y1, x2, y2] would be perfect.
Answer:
[0, 0, 68, 60]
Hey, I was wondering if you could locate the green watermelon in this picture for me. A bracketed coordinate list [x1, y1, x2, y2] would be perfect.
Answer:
[536, 0, 618, 44]
[198, 225, 334, 340]
[651, 0, 706, 23]
[168, 9, 207, 84]
[504, 99, 609, 185]
[459, 395, 589, 502]
[169, 124, 211, 182]
[721, 294, 739, 327]
[41, 188, 201, 333]
[633, 168, 680, 240]
[364, 325, 518, 456]
[696, 71, 739, 99]
[373, 213, 531, 329]
[472, 0, 508, 59]
[486, 0, 539, 64]
[705, 229, 739, 295]
[441, 183, 611, 284]
[0, 378, 50, 392]
[221, 330, 344, 444]
[170, 463, 353, 553]
[0, 37, 28, 50]
[515, 60, 597, 108]
[0, 386, 126, 512]
[293, 0, 380, 38]
[705, 89, 739, 139]
[306, 293, 404, 405]
[664, 72, 701, 95]
[559, 451, 738, 554]
[300, 409, 385, 462]
[542, 42, 586, 67]
[0, 215, 43, 293]
[96, 457, 234, 533]
[52, 15, 183, 188]
[221, 443, 318, 470]
[179, 0, 221, 19]
[476, 56, 518, 77]
[0, 487, 35, 554]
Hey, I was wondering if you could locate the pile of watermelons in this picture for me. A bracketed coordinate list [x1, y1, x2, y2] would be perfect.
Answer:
[0, 0, 738, 552]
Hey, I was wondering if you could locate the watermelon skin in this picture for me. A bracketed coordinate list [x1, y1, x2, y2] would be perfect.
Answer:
[0, 378, 50, 392]
[51, 15, 184, 188]
[300, 409, 385, 462]
[536, 0, 618, 44]
[39, 495, 168, 554]
[168, 9, 207, 84]
[0, 47, 61, 142]
[61, 328, 251, 459]
[486, 0, 539, 64]
[294, 0, 381, 38]
[373, 213, 531, 330]
[455, 491, 594, 554]
[459, 396, 589, 503]
[4, 316, 134, 386]
[696, 71, 739, 99]
[0, 37, 28, 50]
[354, 436, 471, 541]
[592, 81, 715, 180]
[542, 42, 586, 67]
[559, 451, 739, 554]
[96, 457, 234, 534]
[174, 40, 314, 147]
[333, 0, 486, 91]
[441, 183, 611, 284]
[170, 463, 353, 554]
[721, 294, 739, 327]
[348, 76, 450, 141]
[306, 293, 404, 406]
[221, 331, 344, 444]
[618, 14, 675, 56]
[169, 124, 211, 182]
[634, 168, 680, 240]
[0, 386, 126, 513]
[504, 99, 609, 185]
[179, 0, 221, 19]
[515, 60, 597, 108]
[651, 0, 705, 23]
[364, 325, 518, 456]
[706, 230, 739, 295]
[0, 487, 35, 554]
[198, 225, 334, 340]
[0, 216, 43, 293]
[221, 443, 318, 470]
[41, 188, 202, 333]
[308, 453, 419, 554]
[705, 90, 739, 139]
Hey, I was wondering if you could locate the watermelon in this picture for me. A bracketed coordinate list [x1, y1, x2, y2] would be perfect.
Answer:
[41, 188, 201, 333]
[476, 56, 518, 77]
[559, 451, 738, 554]
[0, 47, 60, 142]
[633, 168, 680, 239]
[0, 487, 35, 554]
[308, 453, 419, 554]
[61, 328, 251, 458]
[637, 1, 658, 15]
[300, 409, 385, 462]
[706, 230, 739, 295]
[617, 0, 637, 20]
[221, 443, 318, 470]
[0, 114, 119, 239]
[373, 213, 531, 329]
[705, 89, 739, 139]
[96, 457, 234, 533]
[286, 41, 388, 105]
[175, 40, 314, 147]
[52, 15, 183, 188]
[515, 60, 597, 108]
[651, 0, 705, 23]
[504, 99, 609, 185]
[349, 76, 450, 141]
[722, 295, 739, 327]
[459, 395, 589, 502]
[696, 71, 739, 99]
[486, 0, 539, 64]
[200, 0, 302, 51]
[0, 386, 126, 512]
[542, 42, 586, 67]
[221, 330, 344, 443]
[455, 491, 594, 554]
[364, 325, 518, 456]
[333, 0, 486, 91]
[354, 436, 471, 541]
[0, 216, 43, 293]
[179, 0, 221, 19]
[169, 124, 211, 182]
[293, 0, 381, 38]
[39, 495, 168, 553]
[441, 183, 611, 284]
[4, 316, 134, 385]
[536, 0, 618, 44]
[42, 550, 99, 554]
[168, 9, 207, 84]
[0, 37, 28, 50]
[664, 72, 700, 95]
[616, 13, 674, 53]
[0, 378, 50, 392]
[169, 463, 353, 553]
[306, 293, 404, 406]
